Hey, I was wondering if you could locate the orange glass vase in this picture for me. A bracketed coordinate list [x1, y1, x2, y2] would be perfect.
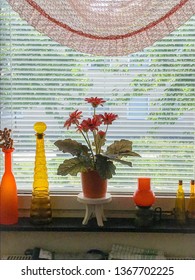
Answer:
[133, 177, 155, 207]
[81, 170, 107, 198]
[0, 148, 18, 224]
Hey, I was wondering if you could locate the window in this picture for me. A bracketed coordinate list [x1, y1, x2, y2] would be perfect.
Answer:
[1, 0, 195, 196]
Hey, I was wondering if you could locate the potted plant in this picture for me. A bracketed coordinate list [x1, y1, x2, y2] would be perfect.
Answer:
[54, 97, 140, 198]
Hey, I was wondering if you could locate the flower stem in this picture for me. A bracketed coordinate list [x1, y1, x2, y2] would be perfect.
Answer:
[75, 124, 95, 163]
[86, 132, 95, 167]
[105, 124, 109, 134]
[93, 130, 98, 154]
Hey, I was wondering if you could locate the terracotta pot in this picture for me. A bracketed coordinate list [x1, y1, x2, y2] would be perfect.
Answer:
[81, 170, 107, 198]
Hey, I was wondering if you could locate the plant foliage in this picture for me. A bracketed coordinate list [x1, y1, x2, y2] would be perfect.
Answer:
[54, 97, 141, 179]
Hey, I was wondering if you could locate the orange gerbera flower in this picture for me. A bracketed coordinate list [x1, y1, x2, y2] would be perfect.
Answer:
[85, 97, 106, 108]
[64, 110, 82, 129]
[101, 113, 118, 125]
[80, 116, 102, 132]
[97, 130, 106, 138]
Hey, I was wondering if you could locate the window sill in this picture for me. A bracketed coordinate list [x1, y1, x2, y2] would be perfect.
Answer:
[17, 193, 177, 212]
[1, 217, 195, 233]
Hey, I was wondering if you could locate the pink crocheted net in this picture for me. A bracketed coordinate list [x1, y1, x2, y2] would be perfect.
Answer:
[7, 0, 195, 56]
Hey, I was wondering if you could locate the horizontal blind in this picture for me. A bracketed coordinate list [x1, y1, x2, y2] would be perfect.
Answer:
[0, 0, 195, 194]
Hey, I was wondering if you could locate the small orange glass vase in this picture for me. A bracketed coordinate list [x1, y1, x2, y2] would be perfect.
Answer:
[133, 177, 155, 207]
[0, 148, 18, 224]
[81, 170, 107, 198]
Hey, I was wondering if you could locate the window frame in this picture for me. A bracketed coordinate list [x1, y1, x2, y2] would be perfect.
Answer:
[1, 0, 195, 208]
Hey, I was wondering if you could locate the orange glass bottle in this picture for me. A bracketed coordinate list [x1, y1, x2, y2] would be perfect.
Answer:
[0, 148, 18, 224]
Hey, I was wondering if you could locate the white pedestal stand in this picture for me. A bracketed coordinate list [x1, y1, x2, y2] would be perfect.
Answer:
[77, 193, 112, 227]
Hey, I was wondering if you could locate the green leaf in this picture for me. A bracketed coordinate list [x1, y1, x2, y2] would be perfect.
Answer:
[106, 156, 132, 167]
[92, 133, 106, 153]
[96, 154, 116, 179]
[57, 157, 90, 176]
[54, 139, 89, 157]
[106, 139, 140, 157]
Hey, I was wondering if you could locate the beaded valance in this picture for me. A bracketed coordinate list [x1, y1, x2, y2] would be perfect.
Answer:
[7, 0, 195, 55]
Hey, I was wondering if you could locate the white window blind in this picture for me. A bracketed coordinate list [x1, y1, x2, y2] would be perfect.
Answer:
[0, 0, 195, 194]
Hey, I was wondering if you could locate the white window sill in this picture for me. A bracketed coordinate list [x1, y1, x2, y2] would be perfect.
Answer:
[18, 193, 177, 218]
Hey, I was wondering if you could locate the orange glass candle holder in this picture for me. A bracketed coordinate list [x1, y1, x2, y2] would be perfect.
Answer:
[133, 177, 155, 207]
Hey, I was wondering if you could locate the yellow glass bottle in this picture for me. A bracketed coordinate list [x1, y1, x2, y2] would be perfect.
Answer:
[30, 122, 52, 224]
[187, 180, 195, 222]
[174, 180, 186, 225]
